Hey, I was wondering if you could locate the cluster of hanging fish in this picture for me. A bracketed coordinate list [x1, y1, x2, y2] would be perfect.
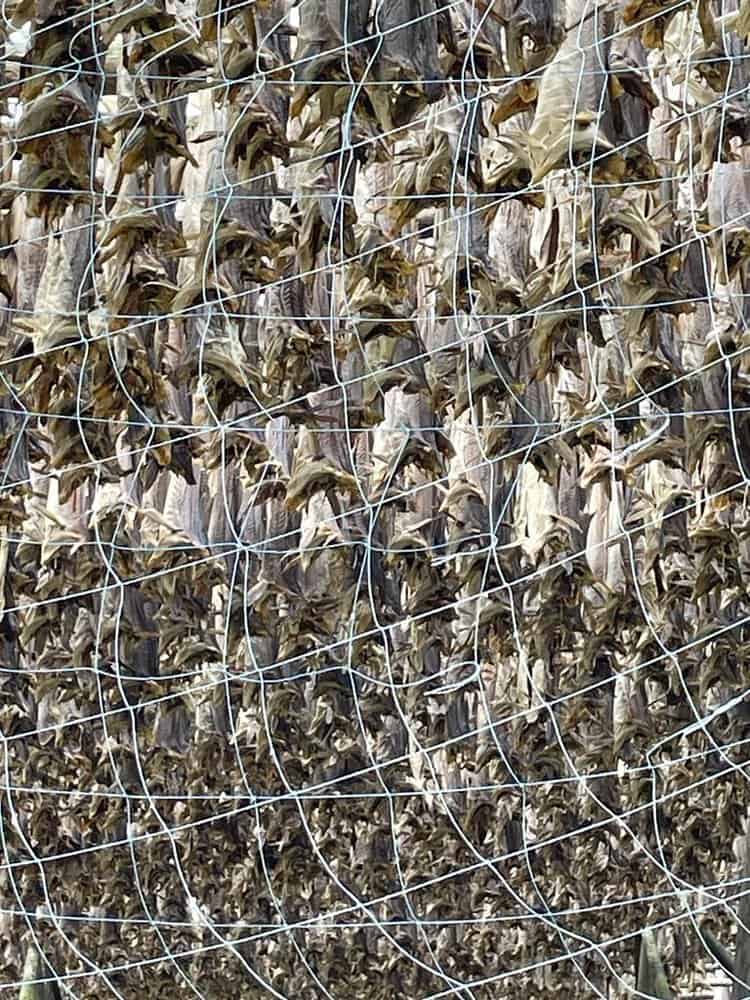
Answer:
[2, 0, 750, 996]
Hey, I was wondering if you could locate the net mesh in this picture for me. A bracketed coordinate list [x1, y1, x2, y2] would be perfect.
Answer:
[0, 0, 748, 996]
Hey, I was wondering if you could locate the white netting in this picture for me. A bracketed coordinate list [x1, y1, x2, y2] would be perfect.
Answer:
[0, 0, 749, 997]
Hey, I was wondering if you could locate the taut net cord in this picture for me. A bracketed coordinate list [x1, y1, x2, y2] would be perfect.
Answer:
[0, 0, 749, 997]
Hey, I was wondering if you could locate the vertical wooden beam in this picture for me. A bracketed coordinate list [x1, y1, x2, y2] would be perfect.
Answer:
[733, 818, 750, 1000]
[637, 928, 673, 999]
